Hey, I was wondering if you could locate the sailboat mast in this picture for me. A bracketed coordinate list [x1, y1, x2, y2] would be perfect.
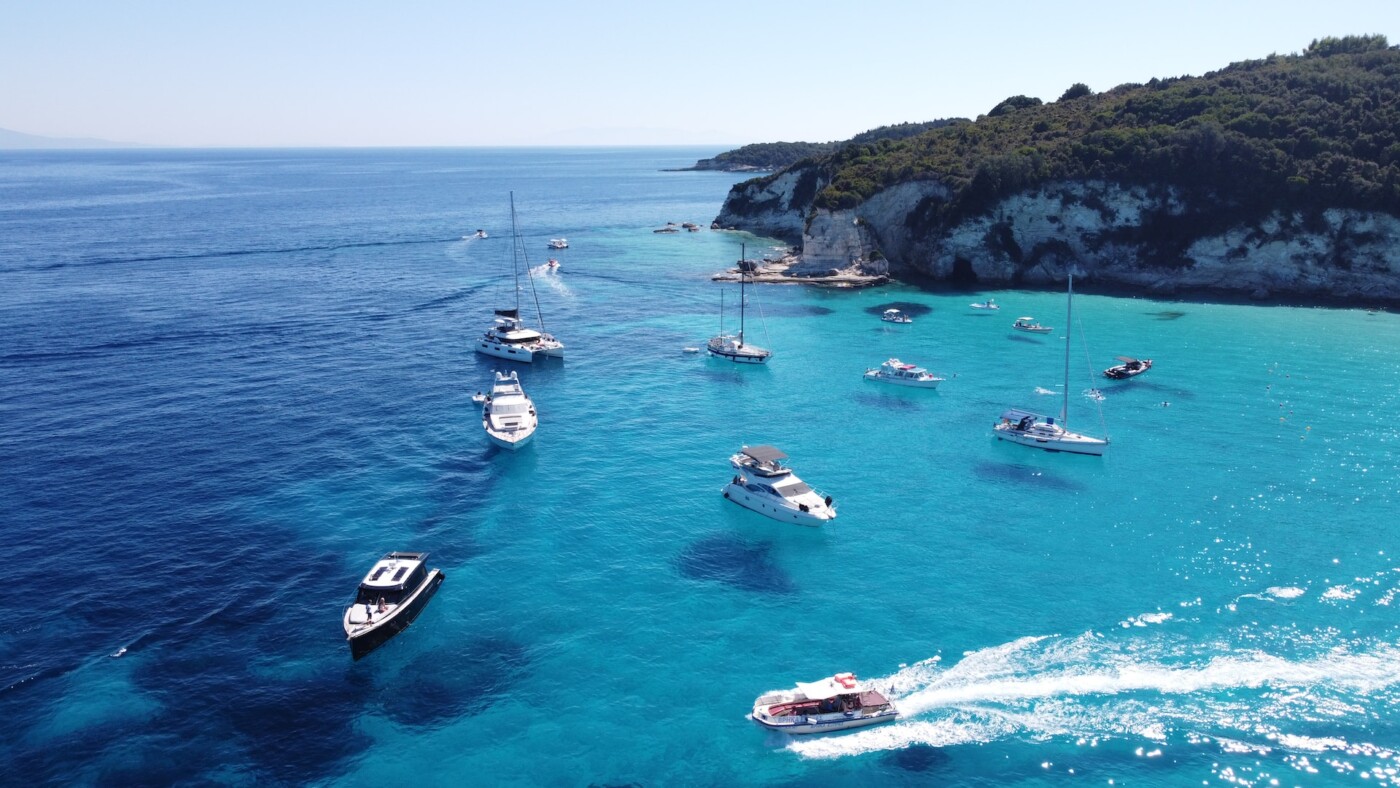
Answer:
[1062, 273, 1073, 425]
[738, 244, 746, 347]
[509, 192, 522, 312]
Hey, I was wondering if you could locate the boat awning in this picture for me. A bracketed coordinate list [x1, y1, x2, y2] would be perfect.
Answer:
[494, 308, 520, 318]
[1017, 316, 1035, 321]
[795, 677, 849, 700]
[1114, 356, 1140, 363]
[1000, 409, 1044, 421]
[742, 445, 788, 464]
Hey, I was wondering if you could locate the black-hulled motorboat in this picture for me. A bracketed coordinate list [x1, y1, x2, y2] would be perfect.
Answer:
[343, 551, 445, 660]
[1103, 356, 1153, 379]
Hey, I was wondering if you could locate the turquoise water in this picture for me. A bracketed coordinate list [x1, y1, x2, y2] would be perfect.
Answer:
[1, 148, 1397, 785]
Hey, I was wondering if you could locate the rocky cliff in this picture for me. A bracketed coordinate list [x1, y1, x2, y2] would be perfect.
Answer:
[716, 170, 1400, 301]
[711, 37, 1400, 302]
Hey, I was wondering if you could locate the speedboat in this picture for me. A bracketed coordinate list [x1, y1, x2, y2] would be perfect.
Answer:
[548, 238, 568, 249]
[343, 551, 445, 660]
[994, 409, 1107, 455]
[546, 258, 560, 270]
[970, 298, 999, 311]
[722, 445, 835, 525]
[478, 309, 565, 363]
[474, 229, 487, 239]
[880, 308, 913, 324]
[863, 358, 944, 388]
[1012, 316, 1053, 333]
[751, 673, 899, 734]
[1104, 356, 1153, 379]
[482, 371, 537, 450]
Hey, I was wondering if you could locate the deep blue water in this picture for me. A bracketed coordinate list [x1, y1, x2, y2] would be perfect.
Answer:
[2, 148, 1398, 786]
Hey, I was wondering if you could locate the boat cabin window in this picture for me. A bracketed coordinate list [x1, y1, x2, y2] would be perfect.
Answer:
[355, 585, 408, 606]
[392, 566, 408, 582]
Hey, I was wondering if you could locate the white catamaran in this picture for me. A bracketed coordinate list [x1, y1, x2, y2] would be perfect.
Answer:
[476, 193, 564, 363]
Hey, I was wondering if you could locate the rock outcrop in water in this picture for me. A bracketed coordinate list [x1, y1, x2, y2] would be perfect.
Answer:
[712, 36, 1400, 302]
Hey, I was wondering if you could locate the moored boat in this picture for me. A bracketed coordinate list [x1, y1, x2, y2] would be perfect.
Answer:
[548, 238, 568, 249]
[880, 308, 913, 324]
[751, 673, 899, 734]
[722, 445, 834, 525]
[482, 370, 537, 450]
[476, 194, 565, 363]
[708, 244, 771, 364]
[1104, 356, 1153, 379]
[863, 358, 944, 388]
[343, 551, 445, 660]
[970, 298, 1000, 311]
[1012, 316, 1053, 333]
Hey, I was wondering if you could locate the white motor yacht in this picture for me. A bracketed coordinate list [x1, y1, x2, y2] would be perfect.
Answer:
[751, 673, 899, 734]
[482, 371, 537, 450]
[864, 358, 944, 388]
[880, 308, 913, 324]
[722, 445, 834, 525]
[970, 298, 999, 311]
[548, 238, 568, 249]
[343, 551, 445, 660]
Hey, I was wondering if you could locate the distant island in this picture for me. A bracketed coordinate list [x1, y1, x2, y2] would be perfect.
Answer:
[676, 121, 965, 172]
[0, 126, 136, 149]
[711, 35, 1400, 304]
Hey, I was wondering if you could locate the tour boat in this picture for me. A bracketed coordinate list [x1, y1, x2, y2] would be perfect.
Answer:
[548, 238, 568, 249]
[476, 194, 564, 363]
[994, 274, 1109, 455]
[863, 358, 944, 388]
[722, 445, 834, 525]
[482, 371, 537, 450]
[1012, 316, 1053, 333]
[343, 551, 445, 660]
[970, 298, 999, 311]
[1104, 356, 1153, 379]
[751, 673, 899, 734]
[880, 308, 913, 324]
[708, 244, 771, 364]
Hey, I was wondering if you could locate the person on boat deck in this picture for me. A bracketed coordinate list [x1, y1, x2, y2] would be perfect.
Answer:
[1019, 416, 1033, 430]
[377, 596, 388, 614]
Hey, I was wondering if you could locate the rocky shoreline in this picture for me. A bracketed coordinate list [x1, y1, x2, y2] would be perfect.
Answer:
[709, 246, 888, 288]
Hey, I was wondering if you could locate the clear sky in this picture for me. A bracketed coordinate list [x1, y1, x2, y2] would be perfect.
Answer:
[2, 0, 1397, 147]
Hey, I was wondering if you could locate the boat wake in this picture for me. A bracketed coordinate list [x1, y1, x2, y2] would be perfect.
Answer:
[530, 263, 573, 297]
[786, 631, 1400, 767]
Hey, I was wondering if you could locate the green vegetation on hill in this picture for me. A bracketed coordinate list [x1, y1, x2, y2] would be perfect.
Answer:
[689, 120, 964, 170]
[763, 36, 1400, 227]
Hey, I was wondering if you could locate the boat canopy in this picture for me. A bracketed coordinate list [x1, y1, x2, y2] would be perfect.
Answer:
[741, 445, 788, 464]
[1017, 316, 1035, 322]
[795, 677, 853, 700]
[360, 552, 428, 590]
[1114, 356, 1140, 363]
[1000, 409, 1044, 422]
[494, 308, 520, 318]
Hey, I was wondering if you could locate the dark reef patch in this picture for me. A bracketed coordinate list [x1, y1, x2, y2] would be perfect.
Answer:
[866, 302, 932, 318]
[676, 534, 794, 594]
[757, 304, 834, 318]
[853, 392, 922, 412]
[1148, 310, 1187, 320]
[891, 743, 952, 772]
[375, 636, 531, 727]
[973, 461, 1085, 492]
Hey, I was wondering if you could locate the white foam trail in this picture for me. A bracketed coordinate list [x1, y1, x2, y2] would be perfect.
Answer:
[785, 632, 1400, 761]
[1034, 387, 1057, 396]
[529, 264, 572, 298]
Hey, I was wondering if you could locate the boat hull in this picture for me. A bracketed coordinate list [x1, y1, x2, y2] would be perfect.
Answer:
[476, 342, 536, 363]
[1013, 326, 1053, 334]
[347, 570, 445, 660]
[994, 425, 1107, 456]
[486, 429, 535, 450]
[751, 708, 899, 734]
[707, 345, 771, 364]
[863, 372, 941, 388]
[722, 482, 832, 525]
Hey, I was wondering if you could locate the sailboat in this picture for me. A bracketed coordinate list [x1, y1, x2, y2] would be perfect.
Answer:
[475, 193, 564, 363]
[707, 244, 771, 364]
[993, 273, 1108, 455]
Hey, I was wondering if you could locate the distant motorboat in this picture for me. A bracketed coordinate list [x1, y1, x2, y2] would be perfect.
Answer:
[880, 308, 913, 324]
[970, 298, 999, 311]
[548, 238, 568, 249]
[343, 551, 445, 660]
[682, 346, 700, 354]
[1104, 356, 1153, 379]
[722, 445, 834, 525]
[751, 673, 898, 734]
[1012, 316, 1053, 334]
[482, 371, 537, 450]
[863, 358, 944, 388]
[474, 229, 487, 239]
[546, 258, 560, 270]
